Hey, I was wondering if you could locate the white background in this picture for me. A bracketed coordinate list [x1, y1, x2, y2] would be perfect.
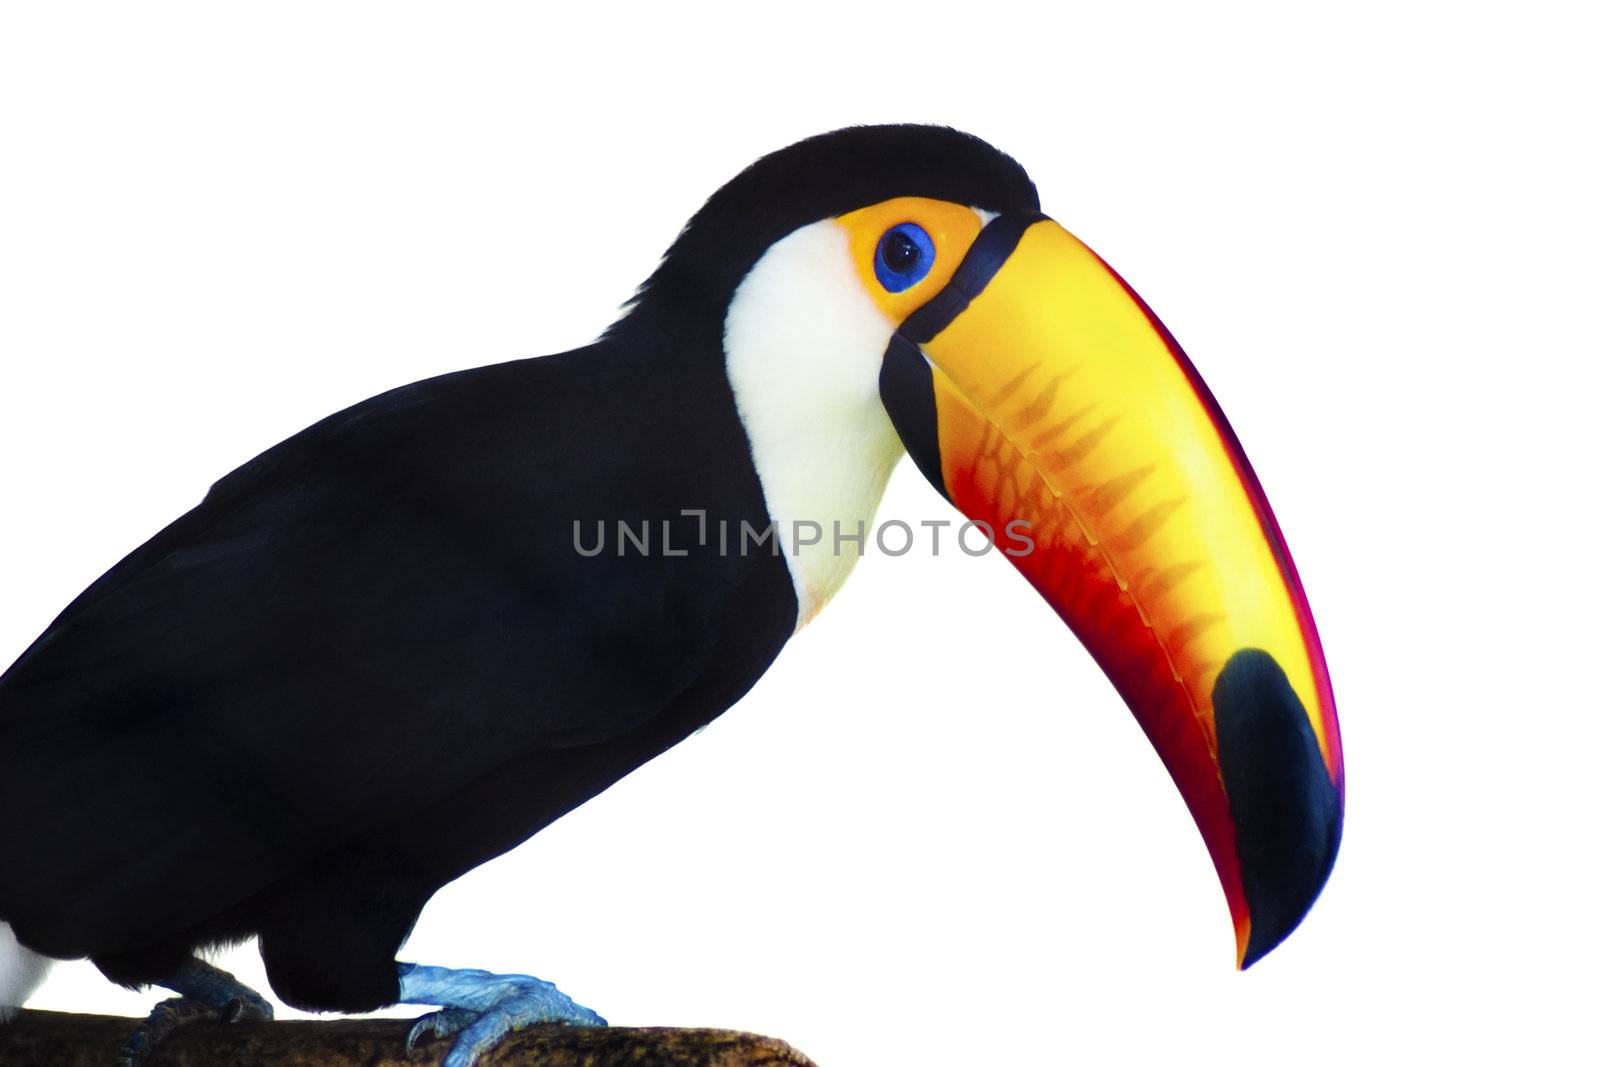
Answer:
[3, 3, 1596, 1064]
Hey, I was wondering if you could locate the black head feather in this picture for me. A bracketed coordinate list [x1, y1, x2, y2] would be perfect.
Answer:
[611, 125, 1039, 342]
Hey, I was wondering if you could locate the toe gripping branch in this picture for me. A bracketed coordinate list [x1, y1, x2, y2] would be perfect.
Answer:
[115, 957, 273, 1067]
[397, 962, 606, 1067]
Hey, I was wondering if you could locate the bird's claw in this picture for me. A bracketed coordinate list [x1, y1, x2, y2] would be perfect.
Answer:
[398, 968, 605, 1067]
[406, 1006, 477, 1056]
[220, 989, 275, 1024]
[113, 986, 273, 1067]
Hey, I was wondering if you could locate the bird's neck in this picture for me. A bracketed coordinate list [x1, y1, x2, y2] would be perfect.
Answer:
[720, 221, 905, 628]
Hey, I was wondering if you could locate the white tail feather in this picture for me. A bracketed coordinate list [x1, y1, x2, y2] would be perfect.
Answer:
[1, 922, 50, 1022]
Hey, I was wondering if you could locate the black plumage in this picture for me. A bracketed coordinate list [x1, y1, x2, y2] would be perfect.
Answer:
[0, 125, 1038, 1013]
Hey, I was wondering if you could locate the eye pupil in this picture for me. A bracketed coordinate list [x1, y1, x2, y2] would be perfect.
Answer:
[873, 222, 936, 293]
[883, 230, 921, 272]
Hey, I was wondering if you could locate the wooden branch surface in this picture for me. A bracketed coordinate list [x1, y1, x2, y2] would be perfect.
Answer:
[0, 1010, 819, 1066]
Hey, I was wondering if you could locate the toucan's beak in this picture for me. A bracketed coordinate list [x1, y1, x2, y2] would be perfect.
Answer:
[880, 213, 1344, 967]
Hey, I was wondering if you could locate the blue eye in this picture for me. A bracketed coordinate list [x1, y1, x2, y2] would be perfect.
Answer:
[873, 222, 935, 293]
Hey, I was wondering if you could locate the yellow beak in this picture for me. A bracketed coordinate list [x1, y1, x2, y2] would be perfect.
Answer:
[879, 213, 1343, 967]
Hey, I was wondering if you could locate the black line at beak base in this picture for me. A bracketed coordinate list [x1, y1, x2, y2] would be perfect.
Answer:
[898, 211, 1046, 345]
[880, 335, 948, 503]
[877, 211, 1047, 502]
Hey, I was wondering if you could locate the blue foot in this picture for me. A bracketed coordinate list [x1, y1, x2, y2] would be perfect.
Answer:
[115, 958, 273, 1067]
[397, 962, 606, 1067]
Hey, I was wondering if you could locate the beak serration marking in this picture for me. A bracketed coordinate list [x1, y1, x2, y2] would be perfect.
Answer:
[1087, 464, 1157, 514]
[1030, 403, 1099, 450]
[986, 360, 1042, 409]
[1049, 415, 1123, 471]
[1011, 370, 1073, 429]
[1110, 497, 1187, 554]
[1135, 561, 1205, 603]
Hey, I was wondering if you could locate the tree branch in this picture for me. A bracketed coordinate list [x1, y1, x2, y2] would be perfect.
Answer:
[0, 1009, 819, 1066]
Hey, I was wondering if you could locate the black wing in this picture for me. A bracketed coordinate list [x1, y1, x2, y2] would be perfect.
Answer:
[0, 344, 788, 958]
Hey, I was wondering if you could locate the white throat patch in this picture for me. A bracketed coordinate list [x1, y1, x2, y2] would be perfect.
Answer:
[723, 220, 907, 629]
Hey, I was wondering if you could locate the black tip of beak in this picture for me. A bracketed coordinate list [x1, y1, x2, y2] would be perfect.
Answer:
[1214, 649, 1343, 969]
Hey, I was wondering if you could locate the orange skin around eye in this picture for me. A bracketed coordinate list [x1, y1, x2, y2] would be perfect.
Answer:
[835, 197, 985, 322]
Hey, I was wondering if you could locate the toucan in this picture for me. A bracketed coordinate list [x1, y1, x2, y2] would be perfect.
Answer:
[0, 125, 1343, 1067]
